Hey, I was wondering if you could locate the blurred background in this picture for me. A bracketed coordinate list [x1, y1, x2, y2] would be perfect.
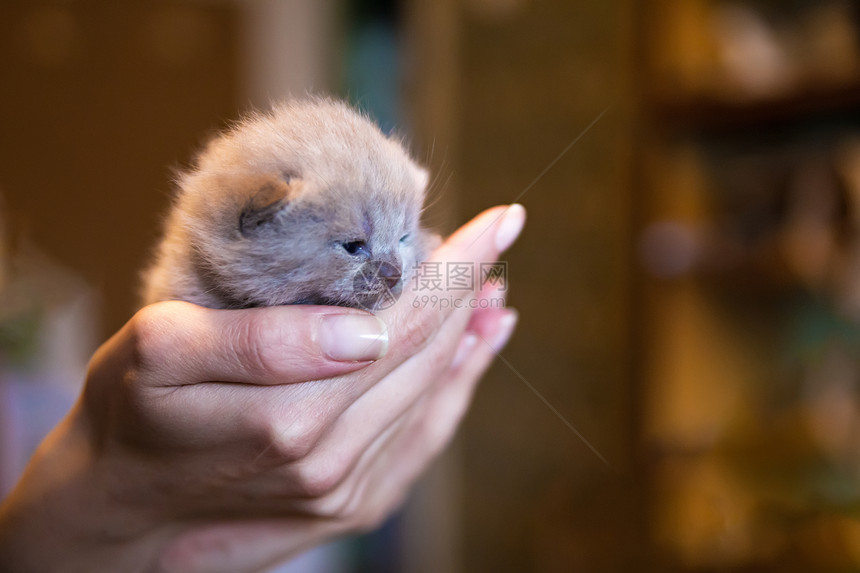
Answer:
[3, 0, 860, 571]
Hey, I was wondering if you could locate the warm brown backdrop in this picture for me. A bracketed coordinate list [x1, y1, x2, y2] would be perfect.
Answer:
[0, 1, 240, 335]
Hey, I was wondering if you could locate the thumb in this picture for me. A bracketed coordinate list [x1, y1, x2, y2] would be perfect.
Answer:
[101, 301, 388, 388]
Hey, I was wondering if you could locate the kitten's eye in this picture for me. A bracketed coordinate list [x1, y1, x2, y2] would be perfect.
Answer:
[343, 240, 370, 258]
[400, 233, 410, 243]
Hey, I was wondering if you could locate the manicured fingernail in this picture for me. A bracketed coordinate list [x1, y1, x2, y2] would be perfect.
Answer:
[451, 333, 479, 369]
[319, 313, 389, 361]
[490, 309, 518, 352]
[495, 204, 526, 252]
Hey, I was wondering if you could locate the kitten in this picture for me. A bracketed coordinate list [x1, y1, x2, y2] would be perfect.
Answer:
[142, 98, 433, 311]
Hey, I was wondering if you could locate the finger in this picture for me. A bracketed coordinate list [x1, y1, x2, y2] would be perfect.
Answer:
[423, 308, 518, 447]
[278, 304, 473, 502]
[294, 308, 518, 524]
[204, 309, 518, 523]
[82, 301, 391, 458]
[354, 308, 518, 527]
[379, 203, 525, 363]
[120, 301, 389, 387]
[435, 202, 526, 261]
[476, 270, 508, 307]
[260, 304, 506, 509]
[281, 400, 415, 516]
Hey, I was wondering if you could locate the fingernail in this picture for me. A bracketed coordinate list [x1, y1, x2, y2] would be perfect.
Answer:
[490, 309, 518, 352]
[495, 204, 526, 253]
[319, 313, 389, 361]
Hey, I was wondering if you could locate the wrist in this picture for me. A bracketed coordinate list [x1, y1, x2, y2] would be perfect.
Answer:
[0, 404, 171, 572]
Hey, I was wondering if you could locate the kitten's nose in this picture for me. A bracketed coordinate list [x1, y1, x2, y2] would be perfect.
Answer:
[377, 262, 401, 290]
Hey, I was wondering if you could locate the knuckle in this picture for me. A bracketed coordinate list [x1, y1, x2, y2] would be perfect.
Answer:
[252, 411, 321, 466]
[233, 313, 279, 380]
[312, 489, 354, 519]
[292, 456, 349, 499]
[129, 303, 179, 370]
[397, 308, 442, 356]
[233, 311, 301, 382]
[303, 474, 362, 519]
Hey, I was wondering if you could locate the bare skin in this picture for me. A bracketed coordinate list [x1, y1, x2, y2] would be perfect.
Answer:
[0, 205, 525, 573]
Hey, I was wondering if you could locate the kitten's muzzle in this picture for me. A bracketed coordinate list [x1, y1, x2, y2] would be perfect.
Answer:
[376, 261, 402, 291]
[351, 259, 403, 310]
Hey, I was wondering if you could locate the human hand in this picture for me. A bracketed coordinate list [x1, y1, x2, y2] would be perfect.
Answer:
[0, 204, 525, 573]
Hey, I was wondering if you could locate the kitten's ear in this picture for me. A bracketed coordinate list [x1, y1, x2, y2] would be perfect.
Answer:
[239, 174, 300, 237]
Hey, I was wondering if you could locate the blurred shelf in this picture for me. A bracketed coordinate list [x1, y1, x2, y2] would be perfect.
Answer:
[648, 78, 860, 134]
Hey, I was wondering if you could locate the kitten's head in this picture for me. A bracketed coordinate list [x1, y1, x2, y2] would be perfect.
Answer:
[176, 98, 430, 310]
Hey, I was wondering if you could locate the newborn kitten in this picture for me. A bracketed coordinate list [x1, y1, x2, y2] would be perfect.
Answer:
[142, 98, 433, 311]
